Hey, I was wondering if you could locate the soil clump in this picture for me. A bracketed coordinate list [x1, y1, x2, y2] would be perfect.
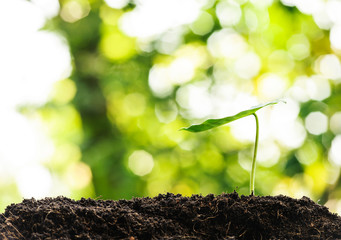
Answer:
[1, 192, 340, 239]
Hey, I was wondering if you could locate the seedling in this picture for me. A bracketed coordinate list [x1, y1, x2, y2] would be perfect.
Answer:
[181, 100, 285, 195]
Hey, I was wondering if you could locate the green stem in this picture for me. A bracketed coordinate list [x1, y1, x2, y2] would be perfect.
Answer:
[250, 113, 259, 195]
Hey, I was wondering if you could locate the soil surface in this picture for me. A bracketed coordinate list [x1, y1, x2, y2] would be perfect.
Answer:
[1, 192, 341, 239]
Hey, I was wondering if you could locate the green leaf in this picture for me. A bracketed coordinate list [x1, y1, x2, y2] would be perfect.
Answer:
[181, 100, 285, 132]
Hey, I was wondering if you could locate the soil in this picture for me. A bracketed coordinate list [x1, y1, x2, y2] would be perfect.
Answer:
[1, 192, 341, 239]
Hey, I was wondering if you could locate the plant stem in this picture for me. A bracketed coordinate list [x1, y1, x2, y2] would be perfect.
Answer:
[250, 113, 259, 195]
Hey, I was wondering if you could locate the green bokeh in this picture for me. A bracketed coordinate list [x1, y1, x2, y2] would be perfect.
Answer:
[3, 0, 341, 211]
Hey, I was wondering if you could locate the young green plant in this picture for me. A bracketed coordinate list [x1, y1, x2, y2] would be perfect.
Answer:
[181, 100, 284, 195]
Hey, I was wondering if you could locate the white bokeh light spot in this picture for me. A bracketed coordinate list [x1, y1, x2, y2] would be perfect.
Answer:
[326, 0, 341, 24]
[148, 65, 173, 98]
[128, 150, 154, 176]
[216, 0, 241, 27]
[257, 141, 281, 167]
[329, 135, 341, 166]
[104, 0, 129, 9]
[295, 0, 323, 14]
[273, 120, 307, 149]
[305, 112, 328, 135]
[290, 75, 330, 102]
[15, 165, 53, 199]
[0, 0, 72, 201]
[169, 57, 196, 84]
[207, 29, 248, 59]
[330, 25, 341, 50]
[318, 54, 341, 81]
[176, 81, 213, 119]
[270, 100, 306, 149]
[234, 52, 261, 79]
[313, 6, 332, 30]
[120, 0, 201, 38]
[31, 0, 60, 19]
[258, 74, 287, 100]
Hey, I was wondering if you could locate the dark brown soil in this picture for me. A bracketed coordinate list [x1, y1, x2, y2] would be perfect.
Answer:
[1, 192, 341, 239]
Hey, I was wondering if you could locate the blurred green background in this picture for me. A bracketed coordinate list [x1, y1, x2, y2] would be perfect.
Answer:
[1, 0, 341, 214]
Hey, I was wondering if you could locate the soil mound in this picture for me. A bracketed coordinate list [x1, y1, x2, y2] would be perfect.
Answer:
[1, 192, 341, 239]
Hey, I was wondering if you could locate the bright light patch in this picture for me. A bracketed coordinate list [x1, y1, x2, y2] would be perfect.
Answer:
[231, 115, 257, 142]
[207, 29, 248, 59]
[305, 112, 328, 135]
[317, 54, 341, 81]
[308, 75, 331, 100]
[60, 0, 91, 23]
[289, 78, 310, 102]
[0, 0, 74, 200]
[258, 74, 287, 100]
[249, 0, 274, 8]
[0, 32, 72, 107]
[210, 85, 257, 118]
[257, 141, 281, 167]
[295, 0, 323, 14]
[190, 11, 214, 36]
[234, 52, 261, 79]
[119, 0, 201, 38]
[15, 165, 52, 199]
[0, 111, 54, 169]
[280, 0, 295, 7]
[270, 99, 300, 123]
[229, 97, 264, 142]
[128, 150, 154, 176]
[209, 84, 239, 117]
[31, 0, 60, 19]
[329, 135, 341, 166]
[330, 112, 341, 134]
[0, 0, 45, 34]
[245, 9, 258, 32]
[104, 0, 129, 9]
[175, 44, 210, 70]
[330, 25, 341, 50]
[148, 46, 207, 97]
[26, 33, 72, 104]
[290, 75, 330, 102]
[155, 28, 184, 54]
[270, 99, 305, 149]
[65, 162, 92, 189]
[216, 0, 241, 27]
[176, 81, 212, 118]
[169, 57, 196, 84]
[148, 65, 173, 97]
[273, 119, 307, 149]
[287, 34, 310, 60]
[326, 0, 341, 24]
[313, 6, 332, 30]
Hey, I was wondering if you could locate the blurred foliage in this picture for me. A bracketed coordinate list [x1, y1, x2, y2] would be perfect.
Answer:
[2, 0, 341, 212]
[48, 0, 340, 200]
